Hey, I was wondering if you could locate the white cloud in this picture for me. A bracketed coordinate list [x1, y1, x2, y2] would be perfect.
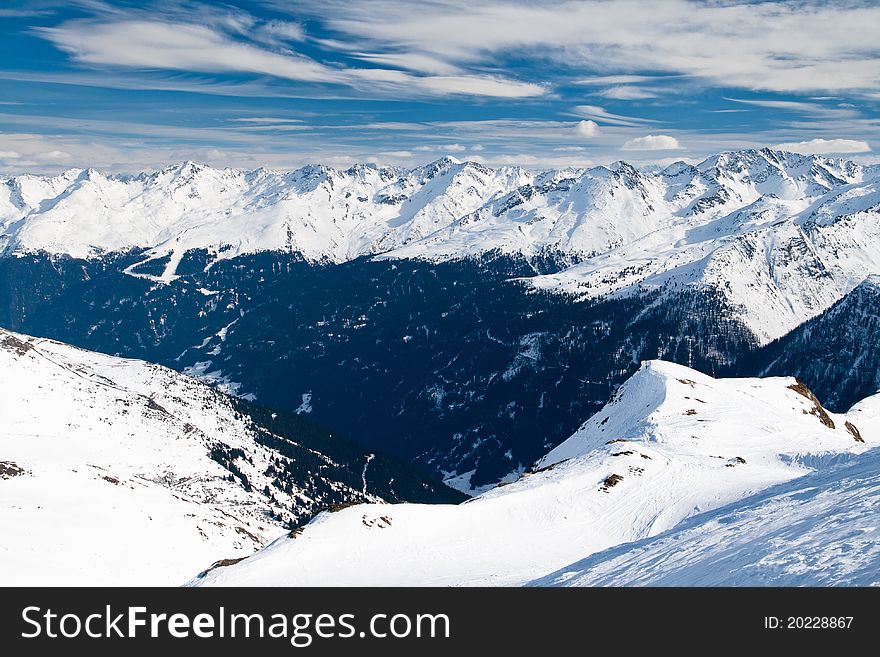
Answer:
[572, 105, 655, 127]
[725, 97, 858, 119]
[310, 0, 880, 93]
[621, 135, 682, 151]
[36, 19, 545, 99]
[38, 20, 337, 82]
[0, 150, 21, 159]
[413, 75, 544, 98]
[0, 8, 53, 17]
[574, 75, 658, 86]
[597, 86, 657, 100]
[42, 150, 72, 160]
[574, 120, 600, 138]
[352, 52, 461, 75]
[415, 143, 484, 152]
[228, 117, 305, 124]
[773, 138, 871, 155]
[258, 20, 306, 43]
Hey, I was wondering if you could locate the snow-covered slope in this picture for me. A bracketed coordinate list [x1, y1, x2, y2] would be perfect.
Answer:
[190, 360, 875, 587]
[0, 158, 531, 276]
[0, 328, 454, 585]
[532, 443, 880, 586]
[2, 149, 876, 342]
[746, 275, 880, 412]
[526, 153, 880, 342]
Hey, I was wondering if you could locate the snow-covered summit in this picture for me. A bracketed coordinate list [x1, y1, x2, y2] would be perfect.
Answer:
[2, 149, 877, 342]
[0, 157, 530, 267]
[191, 359, 874, 587]
[536, 359, 869, 469]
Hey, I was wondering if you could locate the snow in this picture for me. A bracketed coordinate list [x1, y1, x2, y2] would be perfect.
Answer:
[361, 454, 374, 496]
[0, 328, 369, 586]
[3, 149, 876, 343]
[295, 392, 313, 414]
[0, 159, 530, 266]
[181, 359, 249, 398]
[526, 169, 880, 343]
[532, 445, 880, 586]
[191, 359, 876, 587]
[442, 466, 522, 496]
[845, 391, 880, 442]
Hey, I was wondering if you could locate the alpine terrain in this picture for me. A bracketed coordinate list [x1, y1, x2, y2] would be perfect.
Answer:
[0, 328, 462, 586]
[191, 361, 877, 586]
[2, 148, 878, 492]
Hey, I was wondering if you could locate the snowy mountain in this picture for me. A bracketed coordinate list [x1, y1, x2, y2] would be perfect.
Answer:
[744, 275, 880, 412]
[190, 360, 875, 587]
[2, 148, 879, 488]
[532, 443, 880, 586]
[526, 152, 880, 343]
[0, 328, 462, 586]
[0, 157, 531, 274]
[2, 149, 877, 343]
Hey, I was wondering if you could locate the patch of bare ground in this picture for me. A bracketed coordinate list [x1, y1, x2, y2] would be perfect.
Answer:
[599, 473, 623, 492]
[787, 380, 835, 429]
[0, 461, 26, 479]
[845, 421, 865, 443]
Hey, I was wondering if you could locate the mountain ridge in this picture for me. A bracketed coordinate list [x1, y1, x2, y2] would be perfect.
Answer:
[190, 359, 876, 586]
[3, 148, 877, 344]
[0, 327, 462, 585]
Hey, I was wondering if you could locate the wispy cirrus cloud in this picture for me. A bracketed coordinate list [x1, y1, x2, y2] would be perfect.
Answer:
[2, 0, 878, 171]
[573, 75, 660, 86]
[35, 14, 545, 99]
[596, 86, 658, 101]
[724, 97, 861, 119]
[293, 0, 880, 94]
[228, 117, 305, 124]
[572, 105, 657, 128]
[37, 20, 336, 81]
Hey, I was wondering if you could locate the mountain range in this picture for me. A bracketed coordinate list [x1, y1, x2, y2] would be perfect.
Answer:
[4, 147, 880, 587]
[3, 148, 877, 343]
[1, 148, 879, 490]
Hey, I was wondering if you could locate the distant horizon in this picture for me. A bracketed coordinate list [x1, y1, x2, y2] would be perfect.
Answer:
[0, 1, 878, 174]
[3, 145, 880, 178]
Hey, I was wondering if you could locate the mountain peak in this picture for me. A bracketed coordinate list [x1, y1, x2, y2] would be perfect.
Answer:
[191, 359, 875, 587]
[536, 358, 859, 470]
[433, 155, 462, 166]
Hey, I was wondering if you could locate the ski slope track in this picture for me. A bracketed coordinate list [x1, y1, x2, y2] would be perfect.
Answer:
[191, 360, 878, 587]
[2, 149, 879, 343]
[533, 445, 880, 586]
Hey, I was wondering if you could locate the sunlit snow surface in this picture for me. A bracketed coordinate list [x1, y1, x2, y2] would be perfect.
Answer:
[0, 328, 297, 585]
[532, 446, 880, 587]
[192, 360, 877, 587]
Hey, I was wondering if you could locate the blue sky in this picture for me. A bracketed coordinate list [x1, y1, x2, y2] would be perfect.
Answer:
[0, 0, 879, 173]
